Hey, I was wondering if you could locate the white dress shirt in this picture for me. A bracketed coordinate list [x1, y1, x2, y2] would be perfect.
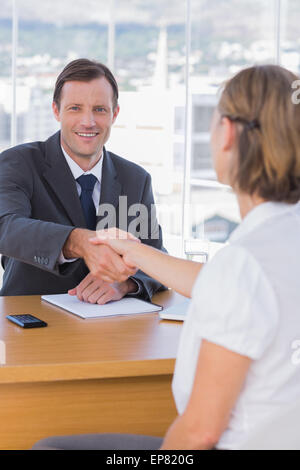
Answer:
[61, 146, 103, 209]
[172, 201, 300, 449]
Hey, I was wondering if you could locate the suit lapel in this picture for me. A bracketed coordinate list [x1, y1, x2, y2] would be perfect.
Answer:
[42, 132, 86, 227]
[97, 148, 122, 226]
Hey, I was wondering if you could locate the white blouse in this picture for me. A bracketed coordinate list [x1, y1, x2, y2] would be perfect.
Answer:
[172, 202, 300, 449]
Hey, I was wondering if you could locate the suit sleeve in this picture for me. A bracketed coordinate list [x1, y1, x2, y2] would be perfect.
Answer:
[0, 148, 77, 276]
[128, 172, 168, 301]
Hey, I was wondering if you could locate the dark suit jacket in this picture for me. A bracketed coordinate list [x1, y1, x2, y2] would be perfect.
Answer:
[0, 131, 167, 299]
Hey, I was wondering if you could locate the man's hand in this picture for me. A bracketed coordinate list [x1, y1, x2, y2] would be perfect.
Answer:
[63, 228, 137, 283]
[89, 228, 141, 272]
[68, 273, 138, 305]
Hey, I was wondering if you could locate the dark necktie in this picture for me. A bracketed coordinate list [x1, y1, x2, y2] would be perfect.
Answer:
[76, 174, 98, 230]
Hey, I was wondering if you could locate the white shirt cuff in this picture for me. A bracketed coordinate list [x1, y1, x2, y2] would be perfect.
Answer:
[58, 250, 78, 265]
[126, 277, 143, 296]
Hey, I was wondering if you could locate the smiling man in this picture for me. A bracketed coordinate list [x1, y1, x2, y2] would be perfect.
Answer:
[0, 59, 166, 302]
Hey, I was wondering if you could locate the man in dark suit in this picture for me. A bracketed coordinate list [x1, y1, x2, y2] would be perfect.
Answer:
[0, 58, 166, 303]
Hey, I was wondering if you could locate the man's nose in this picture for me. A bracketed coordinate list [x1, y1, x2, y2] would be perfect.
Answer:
[80, 111, 96, 127]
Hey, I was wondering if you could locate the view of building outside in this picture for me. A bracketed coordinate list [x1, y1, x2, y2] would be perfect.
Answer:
[188, 0, 276, 244]
[281, 0, 300, 73]
[0, 0, 300, 263]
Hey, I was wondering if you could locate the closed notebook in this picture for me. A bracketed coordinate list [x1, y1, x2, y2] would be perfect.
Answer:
[159, 298, 191, 321]
[42, 293, 162, 319]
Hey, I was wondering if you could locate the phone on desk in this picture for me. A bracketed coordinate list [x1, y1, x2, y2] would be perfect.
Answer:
[6, 314, 48, 329]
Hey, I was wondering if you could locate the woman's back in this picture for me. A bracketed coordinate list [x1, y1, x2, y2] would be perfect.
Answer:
[232, 202, 300, 442]
[173, 201, 300, 449]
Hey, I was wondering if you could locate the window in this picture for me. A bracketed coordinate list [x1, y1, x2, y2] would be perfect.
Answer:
[0, 0, 12, 151]
[184, 0, 280, 245]
[281, 0, 300, 73]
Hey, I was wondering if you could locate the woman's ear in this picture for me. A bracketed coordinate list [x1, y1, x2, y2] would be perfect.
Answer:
[212, 115, 238, 187]
[221, 116, 236, 152]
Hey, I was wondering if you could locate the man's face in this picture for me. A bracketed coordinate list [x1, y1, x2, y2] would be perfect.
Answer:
[52, 77, 119, 163]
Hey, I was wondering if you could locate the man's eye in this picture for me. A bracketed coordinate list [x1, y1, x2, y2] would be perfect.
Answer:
[95, 107, 106, 112]
[70, 106, 79, 111]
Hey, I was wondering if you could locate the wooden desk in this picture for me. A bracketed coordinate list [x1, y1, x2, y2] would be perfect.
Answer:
[0, 290, 184, 450]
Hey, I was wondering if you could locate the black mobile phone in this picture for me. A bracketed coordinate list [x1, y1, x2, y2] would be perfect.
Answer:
[6, 314, 48, 329]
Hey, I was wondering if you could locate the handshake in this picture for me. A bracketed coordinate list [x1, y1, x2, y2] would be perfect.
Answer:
[63, 227, 142, 305]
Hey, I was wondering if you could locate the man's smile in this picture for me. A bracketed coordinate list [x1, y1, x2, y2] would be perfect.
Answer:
[75, 132, 100, 140]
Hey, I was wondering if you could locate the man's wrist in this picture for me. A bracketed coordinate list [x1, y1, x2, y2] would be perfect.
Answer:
[63, 228, 95, 259]
[124, 278, 139, 295]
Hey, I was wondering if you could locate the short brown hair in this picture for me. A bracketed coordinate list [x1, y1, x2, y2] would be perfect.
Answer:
[53, 58, 119, 110]
[218, 65, 300, 203]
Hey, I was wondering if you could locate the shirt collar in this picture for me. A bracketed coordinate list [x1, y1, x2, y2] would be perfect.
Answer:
[229, 201, 300, 243]
[61, 145, 103, 183]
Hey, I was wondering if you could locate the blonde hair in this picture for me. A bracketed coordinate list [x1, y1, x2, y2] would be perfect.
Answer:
[218, 65, 300, 203]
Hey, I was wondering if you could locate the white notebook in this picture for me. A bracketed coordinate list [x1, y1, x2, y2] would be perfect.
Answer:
[159, 298, 191, 321]
[42, 293, 162, 319]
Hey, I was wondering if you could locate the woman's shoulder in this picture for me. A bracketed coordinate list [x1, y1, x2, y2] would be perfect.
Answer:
[192, 243, 257, 292]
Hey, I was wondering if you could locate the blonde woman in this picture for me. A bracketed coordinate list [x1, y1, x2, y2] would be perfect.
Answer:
[33, 65, 300, 450]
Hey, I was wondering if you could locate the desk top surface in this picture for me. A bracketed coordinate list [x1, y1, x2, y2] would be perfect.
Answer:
[0, 290, 184, 384]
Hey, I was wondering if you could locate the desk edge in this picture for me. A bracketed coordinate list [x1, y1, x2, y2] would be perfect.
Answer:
[0, 358, 176, 384]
